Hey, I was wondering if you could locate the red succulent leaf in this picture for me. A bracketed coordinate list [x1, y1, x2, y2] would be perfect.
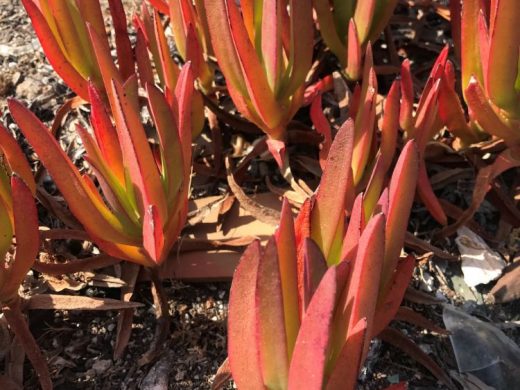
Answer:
[275, 199, 300, 354]
[311, 118, 355, 262]
[228, 240, 264, 389]
[8, 99, 132, 243]
[0, 124, 35, 194]
[310, 94, 332, 169]
[143, 204, 165, 264]
[325, 318, 368, 390]
[256, 238, 289, 388]
[301, 238, 328, 311]
[381, 140, 419, 293]
[20, 0, 89, 98]
[373, 255, 415, 336]
[287, 261, 350, 390]
[0, 176, 39, 302]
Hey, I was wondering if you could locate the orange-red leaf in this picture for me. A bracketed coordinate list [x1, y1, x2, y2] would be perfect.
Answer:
[228, 241, 264, 389]
[256, 238, 289, 387]
[20, 0, 89, 98]
[275, 199, 300, 356]
[8, 99, 132, 243]
[0, 175, 39, 301]
[381, 140, 418, 293]
[311, 119, 355, 261]
[287, 261, 349, 390]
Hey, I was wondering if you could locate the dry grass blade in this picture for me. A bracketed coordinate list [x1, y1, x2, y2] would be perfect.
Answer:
[2, 303, 52, 390]
[439, 149, 520, 238]
[404, 287, 445, 305]
[211, 358, 232, 390]
[380, 328, 457, 390]
[405, 232, 459, 261]
[39, 228, 90, 241]
[395, 307, 450, 335]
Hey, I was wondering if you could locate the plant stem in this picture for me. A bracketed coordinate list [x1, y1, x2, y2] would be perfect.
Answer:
[138, 267, 171, 366]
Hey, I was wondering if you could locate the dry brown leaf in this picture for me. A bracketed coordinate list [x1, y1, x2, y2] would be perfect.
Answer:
[187, 195, 227, 226]
[405, 232, 459, 261]
[27, 294, 143, 311]
[43, 274, 85, 292]
[226, 158, 281, 226]
[151, 193, 280, 281]
[265, 176, 307, 206]
[405, 287, 446, 305]
[489, 263, 520, 303]
[33, 254, 121, 276]
[85, 272, 127, 288]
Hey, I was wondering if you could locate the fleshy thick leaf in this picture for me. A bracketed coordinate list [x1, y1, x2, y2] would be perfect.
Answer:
[108, 78, 168, 225]
[0, 176, 39, 302]
[256, 238, 289, 388]
[228, 241, 264, 389]
[8, 99, 133, 244]
[311, 119, 355, 262]
[381, 140, 418, 294]
[275, 199, 300, 356]
[486, 0, 520, 114]
[20, 0, 89, 98]
[287, 261, 349, 390]
[0, 124, 35, 194]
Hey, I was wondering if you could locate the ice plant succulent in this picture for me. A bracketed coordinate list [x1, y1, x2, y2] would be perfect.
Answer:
[399, 47, 484, 225]
[21, 0, 134, 101]
[133, 4, 206, 137]
[431, 0, 520, 237]
[313, 0, 398, 80]
[8, 63, 194, 267]
[147, 0, 213, 92]
[227, 119, 420, 389]
[203, 0, 314, 170]
[311, 46, 401, 200]
[460, 0, 520, 146]
[0, 124, 51, 389]
[0, 125, 38, 306]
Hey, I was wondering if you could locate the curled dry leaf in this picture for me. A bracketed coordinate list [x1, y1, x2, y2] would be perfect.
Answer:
[225, 157, 282, 226]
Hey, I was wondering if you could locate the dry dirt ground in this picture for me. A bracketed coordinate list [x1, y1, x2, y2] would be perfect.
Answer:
[0, 0, 518, 389]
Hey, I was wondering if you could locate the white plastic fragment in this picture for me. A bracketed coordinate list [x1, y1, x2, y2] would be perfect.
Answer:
[455, 227, 506, 287]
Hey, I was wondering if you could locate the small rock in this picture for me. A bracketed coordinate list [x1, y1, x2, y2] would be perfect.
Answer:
[92, 359, 112, 375]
